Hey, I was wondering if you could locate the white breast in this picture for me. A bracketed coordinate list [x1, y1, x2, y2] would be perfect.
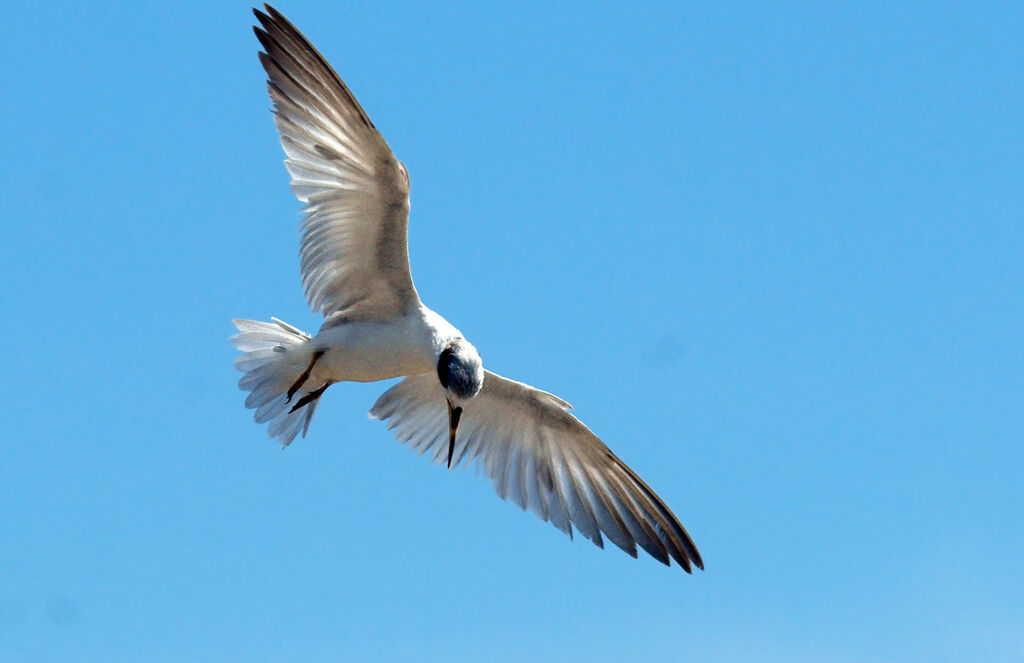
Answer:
[312, 305, 461, 383]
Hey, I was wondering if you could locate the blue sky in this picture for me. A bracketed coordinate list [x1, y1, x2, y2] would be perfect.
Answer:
[2, 1, 1022, 661]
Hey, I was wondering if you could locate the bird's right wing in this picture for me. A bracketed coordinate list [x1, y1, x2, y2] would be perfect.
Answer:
[254, 6, 419, 321]
[369, 370, 703, 571]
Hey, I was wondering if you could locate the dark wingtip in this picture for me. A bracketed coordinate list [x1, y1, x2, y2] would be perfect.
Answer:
[684, 537, 704, 572]
[252, 24, 276, 56]
[264, 4, 286, 22]
[252, 24, 266, 46]
[678, 548, 703, 573]
[253, 6, 279, 34]
[251, 9, 271, 53]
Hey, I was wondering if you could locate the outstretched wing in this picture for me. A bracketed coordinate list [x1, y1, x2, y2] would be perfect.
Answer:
[254, 5, 418, 320]
[370, 370, 703, 571]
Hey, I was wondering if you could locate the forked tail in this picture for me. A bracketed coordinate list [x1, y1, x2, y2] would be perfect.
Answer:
[231, 318, 325, 446]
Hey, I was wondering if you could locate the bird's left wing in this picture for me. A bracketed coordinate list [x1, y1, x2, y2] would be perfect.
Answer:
[369, 370, 703, 571]
[253, 5, 418, 320]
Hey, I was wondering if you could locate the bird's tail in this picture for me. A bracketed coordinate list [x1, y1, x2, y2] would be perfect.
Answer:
[231, 318, 325, 446]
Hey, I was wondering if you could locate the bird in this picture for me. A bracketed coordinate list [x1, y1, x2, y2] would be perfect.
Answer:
[234, 4, 703, 572]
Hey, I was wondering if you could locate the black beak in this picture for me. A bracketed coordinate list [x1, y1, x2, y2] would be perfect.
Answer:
[446, 398, 463, 469]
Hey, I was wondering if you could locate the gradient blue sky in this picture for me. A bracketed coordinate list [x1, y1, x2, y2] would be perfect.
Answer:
[2, 2, 1022, 661]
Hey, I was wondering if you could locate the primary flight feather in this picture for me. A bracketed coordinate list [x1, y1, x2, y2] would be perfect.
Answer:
[234, 4, 703, 572]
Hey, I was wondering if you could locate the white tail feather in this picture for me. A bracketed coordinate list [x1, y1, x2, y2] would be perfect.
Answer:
[232, 318, 321, 446]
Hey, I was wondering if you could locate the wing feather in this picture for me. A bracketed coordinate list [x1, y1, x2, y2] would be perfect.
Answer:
[369, 370, 703, 571]
[254, 6, 418, 319]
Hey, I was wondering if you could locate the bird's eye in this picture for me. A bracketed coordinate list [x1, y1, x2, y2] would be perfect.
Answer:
[437, 347, 455, 389]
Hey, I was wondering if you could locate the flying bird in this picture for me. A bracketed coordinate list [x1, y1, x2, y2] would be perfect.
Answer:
[234, 4, 703, 572]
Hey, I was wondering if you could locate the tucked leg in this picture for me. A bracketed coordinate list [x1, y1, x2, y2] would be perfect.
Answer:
[286, 349, 325, 403]
[289, 380, 333, 413]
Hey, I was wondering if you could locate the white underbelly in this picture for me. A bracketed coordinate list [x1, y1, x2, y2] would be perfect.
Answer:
[311, 319, 436, 383]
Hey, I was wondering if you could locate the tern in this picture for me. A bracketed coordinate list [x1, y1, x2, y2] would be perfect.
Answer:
[234, 5, 703, 572]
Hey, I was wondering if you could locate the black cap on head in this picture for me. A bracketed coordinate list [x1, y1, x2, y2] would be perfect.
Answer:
[437, 339, 483, 400]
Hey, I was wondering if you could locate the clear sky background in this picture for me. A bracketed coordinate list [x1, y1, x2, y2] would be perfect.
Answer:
[2, 2, 1022, 661]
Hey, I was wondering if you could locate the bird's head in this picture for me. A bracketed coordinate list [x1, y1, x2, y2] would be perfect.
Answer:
[437, 338, 483, 401]
[437, 339, 483, 467]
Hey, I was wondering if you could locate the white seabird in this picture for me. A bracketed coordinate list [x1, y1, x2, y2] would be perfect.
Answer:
[234, 5, 703, 572]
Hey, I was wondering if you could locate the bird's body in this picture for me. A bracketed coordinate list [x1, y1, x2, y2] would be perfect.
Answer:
[234, 4, 704, 572]
[311, 306, 460, 385]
